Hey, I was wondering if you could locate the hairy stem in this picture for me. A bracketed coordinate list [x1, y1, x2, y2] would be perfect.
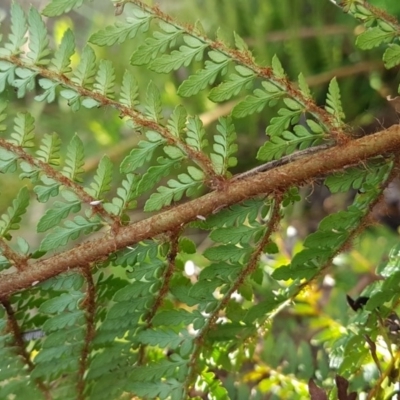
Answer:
[0, 125, 400, 297]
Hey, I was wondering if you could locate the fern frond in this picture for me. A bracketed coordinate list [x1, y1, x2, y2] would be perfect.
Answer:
[325, 77, 345, 127]
[0, 186, 30, 239]
[42, 0, 85, 17]
[0, 3, 27, 56]
[27, 7, 51, 66]
[39, 215, 103, 252]
[10, 112, 35, 148]
[86, 155, 113, 199]
[144, 166, 205, 211]
[258, 122, 325, 162]
[62, 134, 85, 183]
[51, 28, 75, 74]
[89, 8, 152, 46]
[210, 116, 237, 175]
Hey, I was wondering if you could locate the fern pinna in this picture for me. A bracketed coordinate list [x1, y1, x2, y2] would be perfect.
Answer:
[0, 0, 400, 399]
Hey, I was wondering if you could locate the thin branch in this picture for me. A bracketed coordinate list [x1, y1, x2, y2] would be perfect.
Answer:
[183, 196, 282, 396]
[246, 24, 351, 45]
[76, 266, 96, 400]
[0, 126, 400, 298]
[0, 237, 28, 271]
[1, 299, 51, 400]
[137, 233, 180, 365]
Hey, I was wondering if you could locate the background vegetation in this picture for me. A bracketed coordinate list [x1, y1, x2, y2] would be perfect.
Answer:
[1, 0, 400, 399]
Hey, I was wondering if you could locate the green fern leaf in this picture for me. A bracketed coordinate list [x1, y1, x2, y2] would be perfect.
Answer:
[271, 54, 286, 79]
[273, 175, 391, 281]
[167, 105, 187, 137]
[204, 244, 249, 263]
[178, 237, 196, 254]
[127, 380, 184, 400]
[131, 358, 188, 381]
[119, 70, 139, 108]
[0, 61, 16, 93]
[107, 173, 139, 216]
[62, 134, 85, 182]
[59, 88, 81, 111]
[0, 254, 11, 272]
[131, 21, 182, 65]
[163, 145, 185, 160]
[13, 68, 37, 98]
[145, 81, 163, 122]
[137, 157, 181, 196]
[0, 148, 18, 173]
[152, 309, 201, 326]
[41, 272, 84, 291]
[199, 262, 241, 282]
[51, 28, 75, 74]
[149, 35, 208, 73]
[0, 186, 30, 239]
[10, 112, 35, 148]
[209, 65, 255, 102]
[383, 44, 400, 69]
[210, 225, 263, 245]
[36, 132, 61, 166]
[234, 31, 253, 58]
[144, 166, 205, 212]
[42, 309, 85, 333]
[39, 215, 102, 252]
[258, 123, 324, 161]
[81, 98, 100, 109]
[178, 51, 230, 97]
[86, 155, 113, 199]
[34, 176, 60, 202]
[27, 7, 51, 65]
[71, 45, 96, 87]
[135, 328, 192, 350]
[0, 100, 7, 133]
[232, 81, 284, 118]
[196, 198, 265, 229]
[42, 0, 84, 17]
[266, 107, 302, 137]
[89, 10, 152, 46]
[120, 131, 165, 173]
[325, 77, 345, 125]
[39, 291, 84, 314]
[35, 78, 58, 103]
[0, 3, 27, 56]
[113, 280, 155, 301]
[356, 27, 395, 50]
[210, 116, 237, 174]
[19, 160, 40, 182]
[93, 60, 115, 98]
[298, 73, 312, 99]
[37, 198, 81, 232]
[115, 240, 159, 268]
[325, 159, 391, 193]
[185, 115, 208, 151]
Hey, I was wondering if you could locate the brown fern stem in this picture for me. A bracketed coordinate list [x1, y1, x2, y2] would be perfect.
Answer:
[0, 126, 400, 298]
[137, 233, 180, 365]
[76, 266, 97, 400]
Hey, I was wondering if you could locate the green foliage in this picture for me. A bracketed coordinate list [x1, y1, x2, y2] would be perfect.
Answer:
[0, 0, 399, 399]
[0, 186, 29, 239]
